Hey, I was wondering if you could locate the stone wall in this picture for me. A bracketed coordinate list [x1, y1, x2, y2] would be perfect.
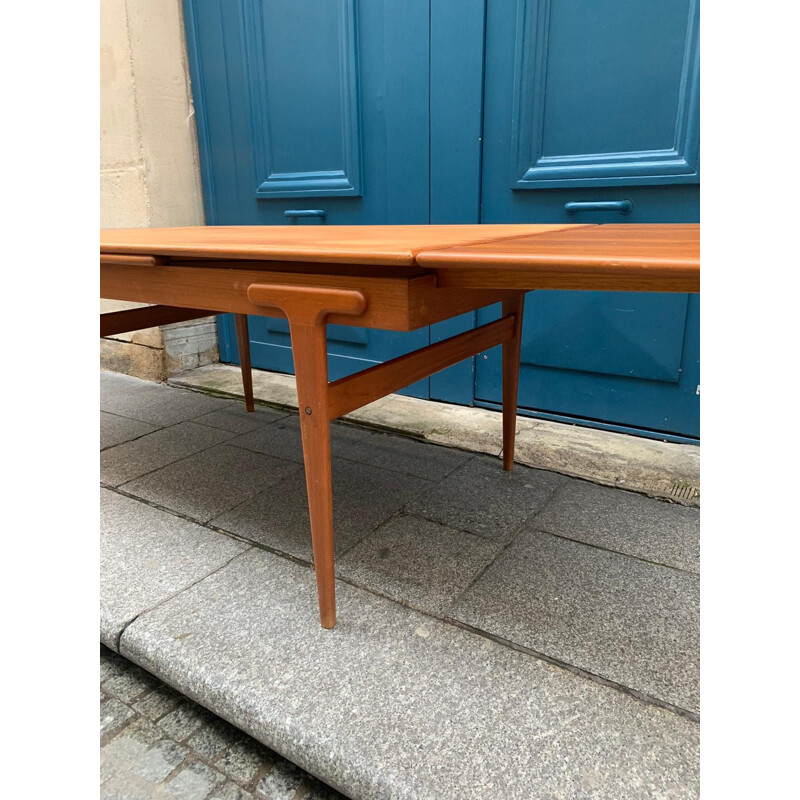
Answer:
[100, 0, 215, 381]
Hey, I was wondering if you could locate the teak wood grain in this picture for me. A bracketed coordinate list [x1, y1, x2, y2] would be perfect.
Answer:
[101, 224, 699, 292]
[100, 305, 213, 337]
[100, 261, 512, 332]
[418, 224, 700, 292]
[246, 283, 368, 323]
[327, 315, 515, 420]
[240, 283, 369, 629]
[100, 224, 575, 266]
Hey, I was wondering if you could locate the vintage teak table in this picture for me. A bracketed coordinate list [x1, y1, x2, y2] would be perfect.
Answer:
[100, 224, 700, 628]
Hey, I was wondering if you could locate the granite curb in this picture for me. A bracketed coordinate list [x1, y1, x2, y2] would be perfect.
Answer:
[118, 547, 699, 800]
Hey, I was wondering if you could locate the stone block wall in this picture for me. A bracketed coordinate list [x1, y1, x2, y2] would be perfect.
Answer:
[100, 0, 213, 381]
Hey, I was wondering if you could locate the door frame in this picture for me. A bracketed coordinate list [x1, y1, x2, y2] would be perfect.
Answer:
[428, 0, 487, 404]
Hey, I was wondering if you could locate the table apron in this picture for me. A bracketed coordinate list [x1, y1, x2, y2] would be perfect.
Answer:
[433, 267, 700, 293]
[100, 262, 514, 332]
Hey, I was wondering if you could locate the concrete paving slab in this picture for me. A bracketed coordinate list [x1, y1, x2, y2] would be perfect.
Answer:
[347, 394, 538, 454]
[121, 445, 301, 524]
[100, 489, 248, 650]
[171, 363, 301, 410]
[191, 404, 289, 434]
[120, 548, 699, 800]
[228, 415, 371, 464]
[337, 431, 472, 480]
[337, 514, 503, 616]
[531, 479, 700, 572]
[406, 456, 564, 542]
[101, 370, 233, 426]
[170, 364, 700, 506]
[450, 529, 699, 712]
[212, 458, 431, 561]
[101, 422, 237, 487]
[101, 411, 160, 450]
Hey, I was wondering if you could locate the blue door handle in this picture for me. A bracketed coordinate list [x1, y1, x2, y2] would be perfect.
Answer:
[284, 209, 327, 220]
[564, 200, 632, 215]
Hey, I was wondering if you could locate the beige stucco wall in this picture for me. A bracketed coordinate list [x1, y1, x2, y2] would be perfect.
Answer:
[100, 0, 216, 381]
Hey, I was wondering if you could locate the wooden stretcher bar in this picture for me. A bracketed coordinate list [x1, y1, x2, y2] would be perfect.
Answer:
[100, 305, 214, 337]
[327, 314, 515, 420]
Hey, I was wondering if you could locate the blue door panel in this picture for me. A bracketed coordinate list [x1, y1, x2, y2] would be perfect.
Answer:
[478, 351, 701, 439]
[219, 312, 430, 399]
[189, 0, 431, 227]
[541, 1, 691, 156]
[224, 314, 429, 398]
[477, 295, 699, 438]
[507, 0, 699, 190]
[481, 186, 700, 225]
[429, 312, 478, 405]
[246, 0, 362, 198]
[519, 292, 689, 383]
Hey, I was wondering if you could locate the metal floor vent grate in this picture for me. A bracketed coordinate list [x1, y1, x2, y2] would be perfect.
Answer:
[671, 480, 700, 501]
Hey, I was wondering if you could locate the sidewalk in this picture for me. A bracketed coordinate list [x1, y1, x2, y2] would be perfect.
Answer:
[101, 370, 700, 800]
[171, 364, 700, 506]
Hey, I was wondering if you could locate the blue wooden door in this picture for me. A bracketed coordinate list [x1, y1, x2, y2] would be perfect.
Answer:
[476, 0, 700, 440]
[183, 0, 432, 397]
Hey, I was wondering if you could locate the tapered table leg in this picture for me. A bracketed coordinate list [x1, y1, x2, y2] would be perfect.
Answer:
[289, 321, 336, 628]
[245, 282, 366, 628]
[234, 314, 255, 412]
[502, 293, 526, 472]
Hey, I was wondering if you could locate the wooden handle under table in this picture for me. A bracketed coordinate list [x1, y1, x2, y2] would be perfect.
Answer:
[246, 282, 368, 324]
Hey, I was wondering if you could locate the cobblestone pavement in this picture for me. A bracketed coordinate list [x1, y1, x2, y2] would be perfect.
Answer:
[101, 646, 345, 800]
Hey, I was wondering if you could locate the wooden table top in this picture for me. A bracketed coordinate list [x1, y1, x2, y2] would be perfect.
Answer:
[417, 224, 699, 289]
[416, 224, 698, 269]
[100, 224, 573, 266]
[101, 223, 699, 292]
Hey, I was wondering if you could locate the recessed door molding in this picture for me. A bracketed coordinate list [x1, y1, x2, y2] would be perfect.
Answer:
[242, 0, 363, 198]
[510, 0, 699, 189]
